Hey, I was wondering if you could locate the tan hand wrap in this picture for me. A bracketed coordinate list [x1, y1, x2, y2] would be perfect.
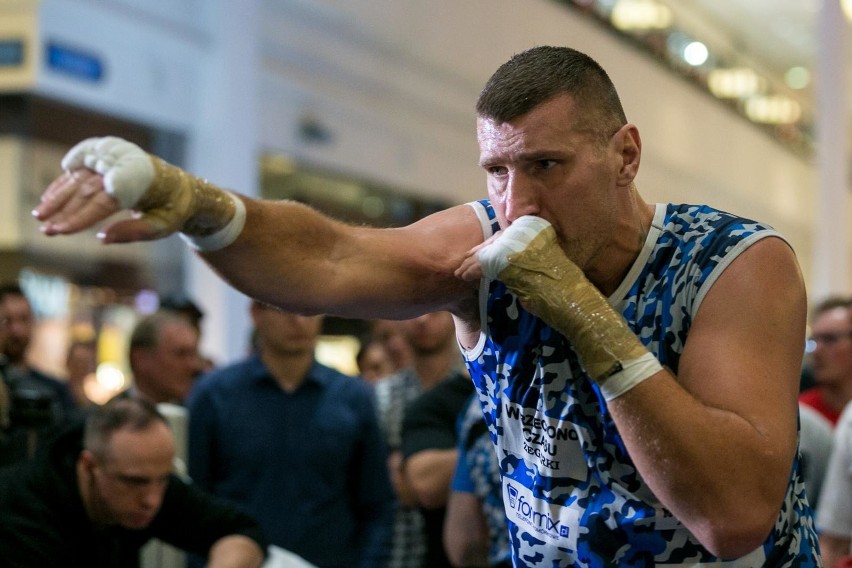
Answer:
[495, 222, 649, 383]
[134, 156, 238, 240]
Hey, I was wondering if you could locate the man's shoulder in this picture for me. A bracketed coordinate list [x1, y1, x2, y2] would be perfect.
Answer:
[195, 355, 264, 388]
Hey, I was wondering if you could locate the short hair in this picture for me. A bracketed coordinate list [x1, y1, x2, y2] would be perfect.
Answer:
[129, 310, 192, 352]
[476, 46, 627, 139]
[83, 397, 169, 461]
[0, 283, 26, 303]
[811, 296, 852, 320]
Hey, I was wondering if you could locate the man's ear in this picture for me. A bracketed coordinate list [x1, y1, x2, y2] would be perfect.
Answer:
[614, 124, 641, 186]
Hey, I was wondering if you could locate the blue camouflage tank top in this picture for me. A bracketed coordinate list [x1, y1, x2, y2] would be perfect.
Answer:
[462, 200, 819, 567]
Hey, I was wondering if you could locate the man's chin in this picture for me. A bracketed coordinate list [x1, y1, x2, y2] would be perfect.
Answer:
[121, 514, 155, 530]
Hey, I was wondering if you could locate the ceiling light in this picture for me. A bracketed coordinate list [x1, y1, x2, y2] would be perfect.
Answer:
[743, 95, 802, 125]
[707, 68, 765, 98]
[682, 41, 708, 66]
[611, 0, 673, 31]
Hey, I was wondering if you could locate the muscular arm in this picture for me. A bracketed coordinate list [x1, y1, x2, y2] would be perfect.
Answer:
[610, 237, 805, 557]
[202, 197, 481, 319]
[462, 218, 806, 559]
[34, 140, 482, 319]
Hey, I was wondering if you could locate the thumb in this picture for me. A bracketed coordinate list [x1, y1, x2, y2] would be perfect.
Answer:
[97, 215, 174, 244]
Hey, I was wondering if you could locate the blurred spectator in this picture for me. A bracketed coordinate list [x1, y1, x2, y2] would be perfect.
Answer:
[443, 396, 510, 568]
[372, 319, 414, 374]
[357, 339, 395, 384]
[65, 339, 98, 408]
[0, 397, 266, 567]
[0, 283, 76, 464]
[799, 296, 852, 426]
[159, 295, 215, 370]
[117, 310, 206, 405]
[373, 311, 469, 568]
[817, 401, 852, 568]
[188, 302, 393, 567]
[401, 368, 473, 568]
[797, 402, 833, 513]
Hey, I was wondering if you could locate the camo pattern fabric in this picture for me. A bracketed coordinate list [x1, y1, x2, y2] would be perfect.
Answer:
[462, 200, 820, 567]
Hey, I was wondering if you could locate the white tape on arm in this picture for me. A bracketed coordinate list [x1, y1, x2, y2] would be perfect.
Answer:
[598, 352, 663, 401]
[478, 215, 552, 279]
[179, 193, 247, 252]
[62, 137, 155, 210]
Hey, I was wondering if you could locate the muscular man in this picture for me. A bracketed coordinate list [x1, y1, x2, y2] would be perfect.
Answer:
[33, 46, 815, 565]
[799, 296, 852, 426]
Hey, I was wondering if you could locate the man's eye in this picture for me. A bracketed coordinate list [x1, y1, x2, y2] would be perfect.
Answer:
[537, 159, 557, 170]
[487, 166, 507, 176]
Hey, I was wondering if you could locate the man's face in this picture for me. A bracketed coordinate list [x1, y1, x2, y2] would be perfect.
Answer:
[133, 321, 203, 403]
[402, 311, 456, 356]
[809, 307, 852, 387]
[251, 303, 323, 357]
[0, 294, 33, 364]
[477, 94, 630, 270]
[81, 422, 174, 529]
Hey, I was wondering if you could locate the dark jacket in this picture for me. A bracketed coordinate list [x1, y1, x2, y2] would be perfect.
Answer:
[0, 415, 266, 567]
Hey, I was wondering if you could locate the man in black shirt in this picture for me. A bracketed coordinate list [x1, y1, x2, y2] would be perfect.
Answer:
[0, 397, 266, 567]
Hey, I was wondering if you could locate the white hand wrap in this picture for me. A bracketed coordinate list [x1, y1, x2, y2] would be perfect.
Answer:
[179, 194, 247, 252]
[62, 137, 155, 209]
[478, 216, 552, 278]
[597, 352, 662, 401]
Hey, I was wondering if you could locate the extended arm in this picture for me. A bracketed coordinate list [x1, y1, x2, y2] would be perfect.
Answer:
[34, 138, 481, 319]
[459, 217, 806, 559]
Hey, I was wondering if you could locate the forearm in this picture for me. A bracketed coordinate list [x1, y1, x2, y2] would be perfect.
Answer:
[404, 449, 458, 509]
[206, 535, 264, 568]
[444, 491, 490, 567]
[608, 372, 793, 556]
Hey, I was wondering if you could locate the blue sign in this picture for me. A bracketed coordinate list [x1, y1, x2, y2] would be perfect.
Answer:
[46, 41, 105, 83]
[0, 39, 24, 67]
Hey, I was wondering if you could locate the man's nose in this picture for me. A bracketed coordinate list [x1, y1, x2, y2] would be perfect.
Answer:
[504, 174, 540, 222]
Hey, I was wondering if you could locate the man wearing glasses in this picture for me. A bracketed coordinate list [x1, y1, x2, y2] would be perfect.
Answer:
[800, 296, 852, 427]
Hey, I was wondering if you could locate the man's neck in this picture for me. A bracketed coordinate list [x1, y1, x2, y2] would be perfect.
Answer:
[414, 347, 459, 390]
[261, 351, 314, 393]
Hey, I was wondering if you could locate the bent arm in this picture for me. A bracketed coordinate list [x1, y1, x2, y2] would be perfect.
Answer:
[466, 219, 806, 558]
[609, 238, 805, 558]
[404, 448, 458, 509]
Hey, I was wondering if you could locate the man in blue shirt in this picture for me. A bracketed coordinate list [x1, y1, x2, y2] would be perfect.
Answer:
[187, 301, 393, 567]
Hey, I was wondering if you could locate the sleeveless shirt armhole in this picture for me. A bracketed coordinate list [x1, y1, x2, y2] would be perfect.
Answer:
[462, 201, 495, 360]
[692, 230, 787, 316]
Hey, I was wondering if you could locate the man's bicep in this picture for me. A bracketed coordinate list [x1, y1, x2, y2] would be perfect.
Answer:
[677, 237, 806, 435]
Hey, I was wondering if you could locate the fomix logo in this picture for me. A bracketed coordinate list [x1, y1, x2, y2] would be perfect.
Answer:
[506, 483, 570, 538]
